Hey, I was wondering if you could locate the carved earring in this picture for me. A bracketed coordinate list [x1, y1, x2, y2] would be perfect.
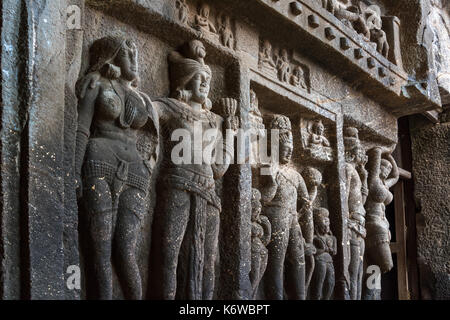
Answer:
[101, 63, 121, 80]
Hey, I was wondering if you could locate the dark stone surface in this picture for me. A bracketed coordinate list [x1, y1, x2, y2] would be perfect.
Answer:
[410, 115, 450, 300]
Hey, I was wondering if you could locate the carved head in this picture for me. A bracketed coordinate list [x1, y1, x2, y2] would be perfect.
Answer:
[365, 5, 382, 30]
[314, 207, 330, 235]
[250, 89, 259, 111]
[303, 167, 322, 187]
[199, 4, 210, 18]
[251, 188, 262, 221]
[169, 40, 212, 108]
[294, 65, 304, 77]
[281, 49, 289, 61]
[262, 40, 272, 55]
[380, 158, 392, 180]
[344, 127, 366, 165]
[89, 35, 138, 82]
[270, 115, 293, 164]
[312, 120, 325, 135]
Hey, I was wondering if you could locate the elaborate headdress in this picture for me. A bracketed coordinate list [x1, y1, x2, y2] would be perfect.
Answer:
[168, 40, 212, 95]
[88, 34, 128, 76]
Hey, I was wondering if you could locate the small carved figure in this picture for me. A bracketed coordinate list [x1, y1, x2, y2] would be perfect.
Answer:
[151, 40, 236, 300]
[302, 119, 333, 162]
[249, 90, 265, 168]
[365, 5, 389, 58]
[290, 65, 307, 89]
[260, 115, 309, 300]
[218, 14, 235, 49]
[250, 188, 272, 299]
[310, 208, 337, 300]
[258, 40, 277, 73]
[194, 3, 217, 34]
[300, 167, 323, 292]
[74, 35, 159, 299]
[175, 0, 189, 25]
[326, 0, 370, 38]
[276, 49, 291, 83]
[343, 127, 368, 300]
[365, 147, 399, 272]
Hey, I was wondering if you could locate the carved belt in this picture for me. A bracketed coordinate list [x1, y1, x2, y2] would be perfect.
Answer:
[165, 170, 221, 210]
[83, 160, 149, 194]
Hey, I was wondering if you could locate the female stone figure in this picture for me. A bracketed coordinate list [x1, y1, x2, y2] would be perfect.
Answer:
[276, 49, 291, 83]
[151, 40, 236, 300]
[365, 147, 399, 272]
[343, 127, 368, 300]
[260, 115, 310, 300]
[250, 188, 271, 299]
[310, 208, 337, 300]
[74, 35, 158, 299]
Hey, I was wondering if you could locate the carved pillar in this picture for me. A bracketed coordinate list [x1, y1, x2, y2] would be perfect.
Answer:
[219, 61, 253, 300]
[25, 0, 68, 299]
[382, 16, 404, 69]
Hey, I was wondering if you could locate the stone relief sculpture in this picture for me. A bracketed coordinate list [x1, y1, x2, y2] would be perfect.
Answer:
[250, 188, 272, 299]
[299, 118, 333, 162]
[275, 49, 291, 83]
[365, 5, 389, 58]
[310, 208, 337, 300]
[175, 0, 189, 25]
[290, 65, 308, 89]
[259, 40, 277, 74]
[218, 14, 235, 49]
[194, 3, 217, 35]
[74, 35, 159, 300]
[322, 1, 390, 58]
[151, 40, 237, 300]
[343, 127, 368, 300]
[365, 147, 399, 273]
[249, 90, 266, 168]
[300, 167, 323, 293]
[259, 115, 309, 300]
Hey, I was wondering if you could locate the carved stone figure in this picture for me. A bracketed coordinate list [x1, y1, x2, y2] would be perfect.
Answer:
[310, 208, 337, 300]
[74, 35, 159, 299]
[300, 167, 323, 292]
[175, 0, 189, 25]
[218, 14, 234, 49]
[151, 40, 236, 300]
[343, 127, 368, 300]
[365, 147, 399, 273]
[249, 90, 265, 168]
[258, 40, 277, 73]
[365, 5, 389, 58]
[260, 115, 309, 300]
[300, 119, 333, 162]
[194, 3, 217, 34]
[290, 65, 307, 89]
[276, 49, 291, 83]
[250, 188, 271, 299]
[325, 0, 370, 37]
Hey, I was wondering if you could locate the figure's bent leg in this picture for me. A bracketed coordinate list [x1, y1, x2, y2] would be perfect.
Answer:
[83, 177, 114, 300]
[114, 187, 147, 300]
[159, 189, 191, 299]
[310, 259, 326, 300]
[264, 213, 289, 300]
[286, 218, 306, 300]
[202, 205, 220, 300]
[323, 262, 335, 300]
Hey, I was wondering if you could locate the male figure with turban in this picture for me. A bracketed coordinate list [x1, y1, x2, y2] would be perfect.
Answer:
[150, 40, 237, 300]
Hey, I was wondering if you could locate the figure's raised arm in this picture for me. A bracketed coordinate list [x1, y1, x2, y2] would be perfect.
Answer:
[74, 73, 101, 196]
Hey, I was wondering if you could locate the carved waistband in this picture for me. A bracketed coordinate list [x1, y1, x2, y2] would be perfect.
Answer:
[83, 160, 149, 193]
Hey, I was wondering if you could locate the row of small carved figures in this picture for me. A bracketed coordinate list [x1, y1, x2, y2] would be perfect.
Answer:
[175, 0, 235, 49]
